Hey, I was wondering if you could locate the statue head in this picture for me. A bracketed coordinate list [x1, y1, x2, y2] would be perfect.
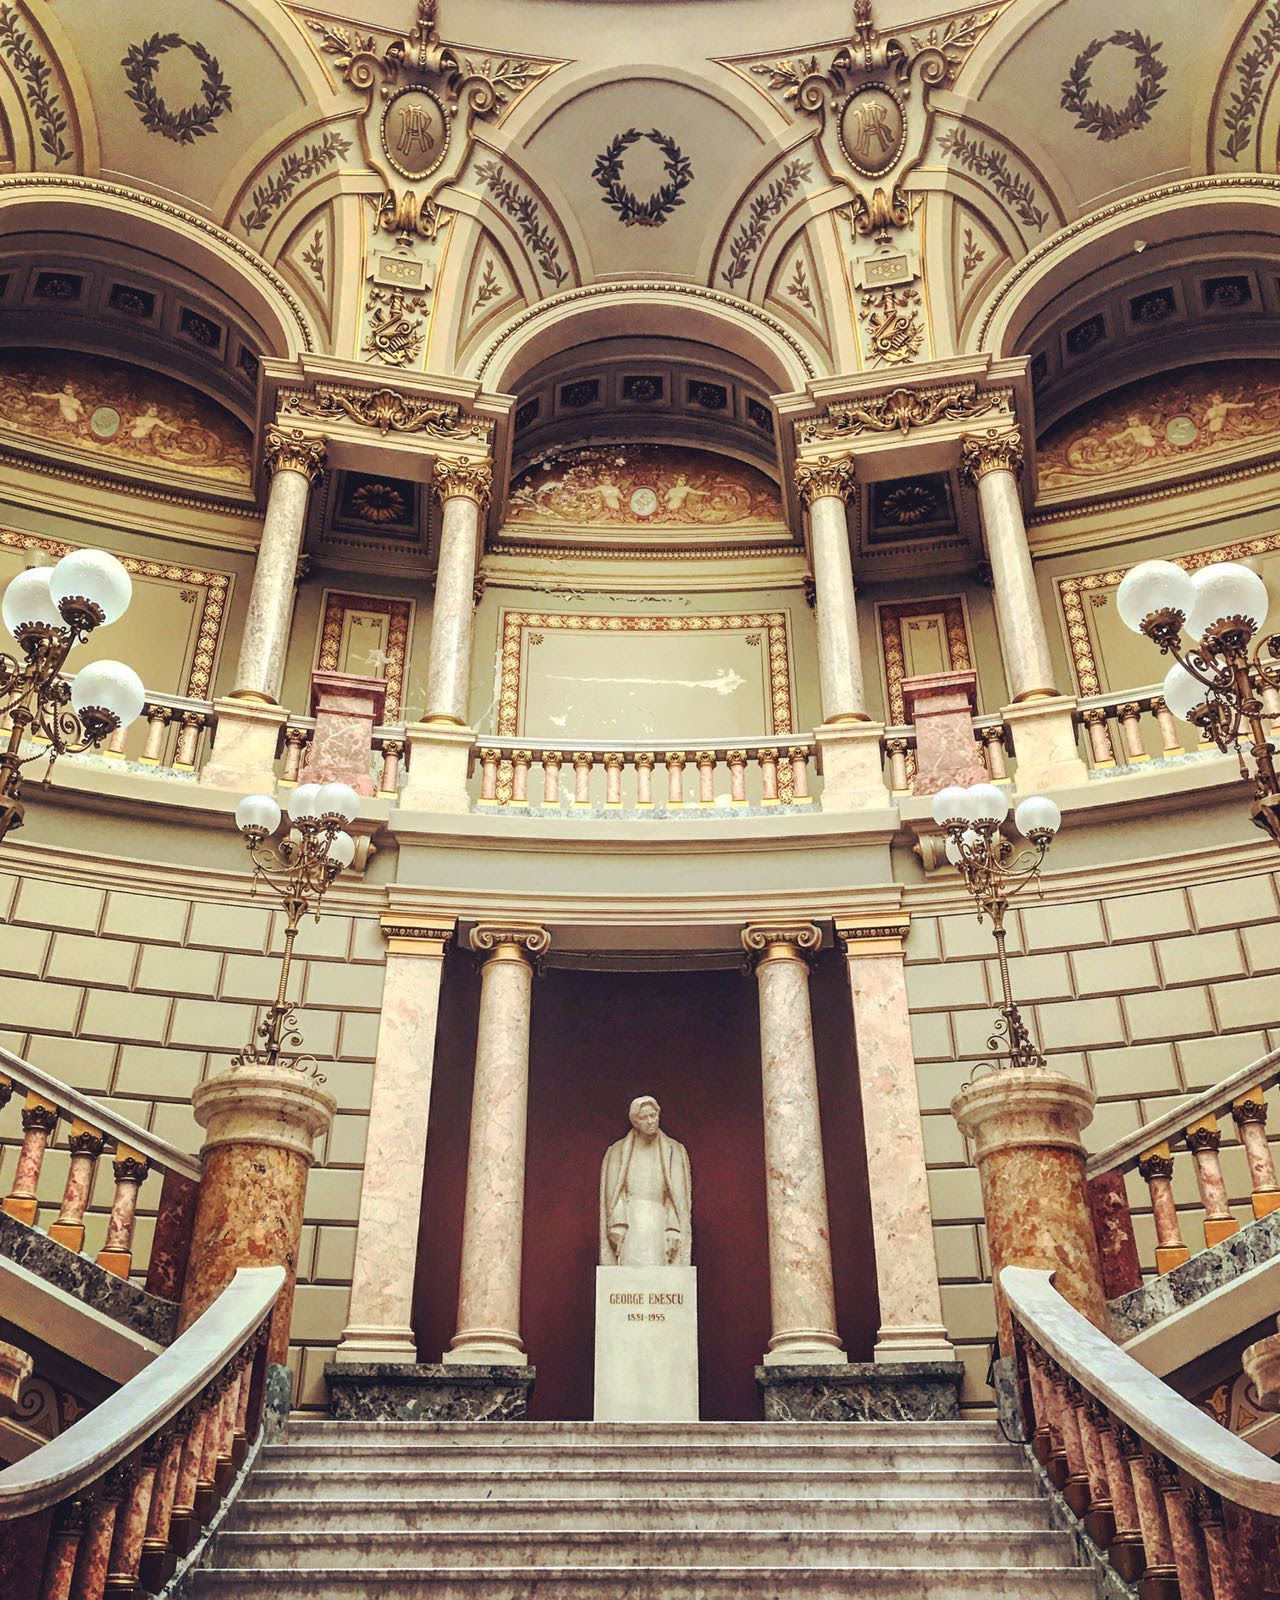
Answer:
[629, 1095, 661, 1138]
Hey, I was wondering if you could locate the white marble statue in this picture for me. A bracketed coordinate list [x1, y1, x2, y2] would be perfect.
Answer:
[599, 1095, 692, 1267]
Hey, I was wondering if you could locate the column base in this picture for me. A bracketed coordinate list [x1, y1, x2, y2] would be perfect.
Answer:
[332, 1324, 419, 1366]
[200, 699, 288, 793]
[872, 1323, 956, 1364]
[762, 1332, 847, 1367]
[756, 1360, 964, 1422]
[325, 1361, 535, 1421]
[443, 1334, 526, 1366]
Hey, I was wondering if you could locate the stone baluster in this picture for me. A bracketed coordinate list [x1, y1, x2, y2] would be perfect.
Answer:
[1230, 1089, 1280, 1217]
[280, 726, 308, 786]
[444, 926, 549, 1368]
[72, 1467, 127, 1600]
[573, 751, 594, 807]
[477, 748, 500, 805]
[167, 1408, 208, 1556]
[726, 750, 747, 805]
[195, 1390, 221, 1521]
[171, 712, 205, 772]
[106, 1445, 160, 1597]
[1024, 1345, 1059, 1467]
[542, 751, 563, 805]
[1028, 1351, 1070, 1488]
[1092, 1403, 1147, 1583]
[696, 750, 716, 806]
[102, 724, 129, 759]
[1047, 1364, 1091, 1512]
[634, 752, 655, 807]
[776, 751, 796, 805]
[1138, 1144, 1190, 1272]
[96, 1147, 149, 1276]
[1151, 1457, 1213, 1600]
[758, 748, 779, 804]
[378, 739, 404, 797]
[1081, 707, 1116, 768]
[886, 737, 911, 794]
[494, 757, 515, 808]
[742, 923, 847, 1367]
[788, 747, 812, 804]
[794, 455, 865, 722]
[603, 752, 624, 808]
[982, 725, 1010, 783]
[510, 750, 532, 807]
[1116, 702, 1149, 763]
[1075, 1394, 1116, 1550]
[233, 1354, 254, 1464]
[1151, 697, 1184, 757]
[1184, 1115, 1239, 1247]
[137, 706, 172, 766]
[139, 1431, 185, 1591]
[48, 1120, 104, 1253]
[665, 751, 686, 806]
[39, 1495, 90, 1600]
[3, 1094, 59, 1225]
[425, 458, 492, 726]
[1117, 1429, 1180, 1597]
[213, 1374, 239, 1492]
[1189, 1488, 1238, 1600]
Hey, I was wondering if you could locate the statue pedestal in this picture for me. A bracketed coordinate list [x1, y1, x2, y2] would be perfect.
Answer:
[594, 1266, 698, 1422]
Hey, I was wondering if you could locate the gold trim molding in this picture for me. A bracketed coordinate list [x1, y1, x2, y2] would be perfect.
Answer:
[877, 596, 973, 725]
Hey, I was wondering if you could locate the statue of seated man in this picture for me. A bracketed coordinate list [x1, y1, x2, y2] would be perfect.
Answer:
[599, 1094, 692, 1267]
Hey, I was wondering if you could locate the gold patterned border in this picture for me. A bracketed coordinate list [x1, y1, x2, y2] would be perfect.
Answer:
[0, 527, 228, 698]
[316, 590, 413, 720]
[877, 596, 973, 725]
[1058, 532, 1280, 695]
[497, 609, 794, 737]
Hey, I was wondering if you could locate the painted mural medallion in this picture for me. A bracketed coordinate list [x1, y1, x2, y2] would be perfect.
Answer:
[1165, 414, 1199, 446]
[836, 84, 906, 179]
[90, 406, 121, 440]
[380, 86, 449, 181]
[628, 486, 659, 519]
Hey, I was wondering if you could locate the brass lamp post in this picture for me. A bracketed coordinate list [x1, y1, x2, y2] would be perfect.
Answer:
[1117, 558, 1280, 846]
[931, 781, 1062, 1074]
[232, 782, 360, 1077]
[0, 551, 145, 842]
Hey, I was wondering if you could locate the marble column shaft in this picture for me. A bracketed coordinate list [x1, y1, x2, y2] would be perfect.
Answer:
[744, 924, 846, 1366]
[972, 464, 1057, 702]
[809, 493, 866, 723]
[338, 922, 452, 1363]
[838, 922, 952, 1361]
[445, 925, 548, 1365]
[424, 483, 485, 725]
[234, 435, 322, 703]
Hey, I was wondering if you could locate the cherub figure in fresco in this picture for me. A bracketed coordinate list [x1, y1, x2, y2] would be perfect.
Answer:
[1202, 391, 1255, 436]
[128, 403, 179, 444]
[594, 472, 624, 517]
[664, 472, 694, 515]
[31, 382, 85, 426]
[1105, 412, 1159, 458]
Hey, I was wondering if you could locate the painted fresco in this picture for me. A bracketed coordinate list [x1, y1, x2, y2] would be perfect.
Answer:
[0, 348, 252, 487]
[506, 444, 783, 530]
[1038, 361, 1280, 495]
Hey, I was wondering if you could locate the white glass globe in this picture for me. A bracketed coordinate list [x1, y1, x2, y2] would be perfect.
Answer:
[49, 549, 132, 628]
[315, 782, 360, 824]
[930, 785, 977, 826]
[1115, 560, 1194, 634]
[967, 783, 1010, 825]
[235, 794, 281, 838]
[1161, 661, 1211, 723]
[326, 830, 356, 870]
[287, 783, 322, 823]
[2, 568, 63, 637]
[1185, 562, 1269, 643]
[70, 660, 145, 731]
[1014, 794, 1061, 839]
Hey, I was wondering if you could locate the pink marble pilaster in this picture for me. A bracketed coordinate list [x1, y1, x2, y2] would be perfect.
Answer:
[298, 671, 388, 798]
[901, 670, 987, 795]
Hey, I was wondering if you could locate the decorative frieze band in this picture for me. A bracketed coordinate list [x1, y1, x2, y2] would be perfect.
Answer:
[278, 383, 493, 443]
[379, 916, 456, 958]
[959, 426, 1024, 486]
[263, 424, 326, 483]
[800, 384, 1010, 445]
[433, 456, 495, 509]
[834, 916, 912, 957]
[794, 455, 857, 508]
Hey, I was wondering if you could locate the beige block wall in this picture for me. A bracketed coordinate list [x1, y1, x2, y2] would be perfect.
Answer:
[905, 868, 1280, 1412]
[0, 867, 385, 1410]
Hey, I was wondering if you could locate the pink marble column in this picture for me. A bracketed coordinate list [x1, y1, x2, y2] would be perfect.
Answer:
[836, 917, 953, 1363]
[3, 1095, 58, 1226]
[902, 670, 988, 794]
[96, 1147, 149, 1278]
[49, 1120, 104, 1253]
[743, 923, 847, 1366]
[337, 919, 454, 1365]
[445, 925, 549, 1366]
[298, 671, 388, 798]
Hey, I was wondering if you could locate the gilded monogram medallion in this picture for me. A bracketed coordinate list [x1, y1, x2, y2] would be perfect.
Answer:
[837, 84, 905, 180]
[381, 85, 449, 182]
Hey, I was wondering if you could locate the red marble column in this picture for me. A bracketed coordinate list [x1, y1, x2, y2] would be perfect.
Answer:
[298, 670, 388, 798]
[901, 670, 988, 795]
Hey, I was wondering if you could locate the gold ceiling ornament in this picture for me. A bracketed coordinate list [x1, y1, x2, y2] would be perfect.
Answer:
[802, 383, 1005, 443]
[794, 454, 857, 507]
[750, 1, 1002, 239]
[280, 383, 490, 442]
[432, 455, 493, 508]
[858, 284, 923, 366]
[960, 426, 1025, 485]
[263, 424, 326, 483]
[362, 281, 431, 367]
[307, 0, 551, 243]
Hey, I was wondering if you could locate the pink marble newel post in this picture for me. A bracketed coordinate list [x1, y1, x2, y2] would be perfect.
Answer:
[901, 671, 988, 795]
[298, 671, 388, 798]
[836, 915, 953, 1363]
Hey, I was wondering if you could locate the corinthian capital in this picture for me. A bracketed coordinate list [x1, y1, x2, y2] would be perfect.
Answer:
[794, 455, 856, 508]
[433, 456, 494, 509]
[959, 426, 1024, 486]
[264, 424, 326, 483]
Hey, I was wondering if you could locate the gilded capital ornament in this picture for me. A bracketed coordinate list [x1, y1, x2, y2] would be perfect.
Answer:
[959, 427, 1024, 486]
[263, 424, 326, 483]
[794, 454, 857, 508]
[433, 455, 494, 508]
[741, 921, 822, 967]
[469, 924, 551, 970]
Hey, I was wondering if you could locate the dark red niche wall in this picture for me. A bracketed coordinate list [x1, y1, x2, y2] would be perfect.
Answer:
[412, 953, 879, 1421]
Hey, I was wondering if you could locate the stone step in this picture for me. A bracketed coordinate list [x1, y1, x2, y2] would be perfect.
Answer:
[209, 1528, 1077, 1571]
[246, 1467, 1040, 1503]
[189, 1564, 1097, 1599]
[284, 1419, 1003, 1445]
[261, 1442, 1022, 1473]
[227, 1495, 1053, 1535]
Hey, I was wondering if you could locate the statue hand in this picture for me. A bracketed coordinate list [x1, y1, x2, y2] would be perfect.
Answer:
[608, 1226, 626, 1256]
[665, 1230, 680, 1264]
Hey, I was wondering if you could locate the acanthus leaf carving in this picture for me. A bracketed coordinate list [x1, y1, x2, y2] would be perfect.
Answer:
[800, 383, 1006, 444]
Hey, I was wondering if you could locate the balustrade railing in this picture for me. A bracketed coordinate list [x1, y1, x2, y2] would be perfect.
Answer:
[1086, 1047, 1280, 1292]
[278, 718, 405, 798]
[1074, 685, 1213, 774]
[0, 1265, 283, 1600]
[1006, 1265, 1280, 1600]
[4, 685, 218, 782]
[469, 737, 818, 811]
[0, 1046, 201, 1295]
[879, 717, 1012, 797]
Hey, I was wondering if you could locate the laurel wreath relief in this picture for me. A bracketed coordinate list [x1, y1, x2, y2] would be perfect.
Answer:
[592, 128, 693, 227]
[122, 33, 231, 145]
[1060, 29, 1166, 142]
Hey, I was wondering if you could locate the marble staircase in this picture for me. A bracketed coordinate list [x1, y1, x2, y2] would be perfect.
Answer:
[188, 1420, 1096, 1599]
